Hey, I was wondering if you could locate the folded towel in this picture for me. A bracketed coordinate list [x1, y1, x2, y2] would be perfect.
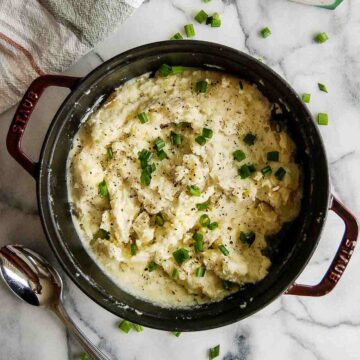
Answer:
[0, 0, 143, 114]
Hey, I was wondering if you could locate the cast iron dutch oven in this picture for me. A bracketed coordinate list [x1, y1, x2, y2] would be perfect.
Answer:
[6, 41, 358, 331]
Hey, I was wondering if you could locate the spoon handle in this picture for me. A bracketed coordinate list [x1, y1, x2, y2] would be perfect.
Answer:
[53, 301, 111, 360]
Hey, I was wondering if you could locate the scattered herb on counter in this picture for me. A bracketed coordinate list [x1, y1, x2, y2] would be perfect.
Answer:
[137, 112, 149, 124]
[188, 185, 201, 196]
[275, 167, 286, 181]
[243, 133, 256, 146]
[107, 147, 113, 160]
[195, 266, 206, 277]
[240, 231, 256, 246]
[209, 344, 220, 359]
[267, 151, 279, 162]
[148, 261, 158, 272]
[233, 149, 246, 162]
[133, 323, 143, 332]
[173, 248, 190, 265]
[196, 80, 208, 93]
[302, 93, 311, 103]
[314, 32, 329, 43]
[317, 113, 328, 125]
[195, 10, 208, 24]
[172, 331, 182, 337]
[118, 320, 132, 333]
[208, 12, 221, 27]
[318, 83, 328, 93]
[184, 23, 195, 38]
[196, 202, 209, 211]
[98, 180, 109, 198]
[261, 165, 272, 176]
[218, 244, 229, 256]
[170, 32, 183, 40]
[260, 27, 271, 38]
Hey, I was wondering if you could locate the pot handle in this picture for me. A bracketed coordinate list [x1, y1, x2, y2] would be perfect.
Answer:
[6, 75, 81, 179]
[285, 195, 358, 297]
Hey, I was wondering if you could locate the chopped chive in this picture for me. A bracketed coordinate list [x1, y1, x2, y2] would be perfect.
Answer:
[132, 323, 143, 332]
[318, 83, 328, 93]
[193, 232, 204, 253]
[223, 280, 233, 290]
[243, 133, 256, 146]
[202, 127, 213, 139]
[195, 135, 206, 146]
[275, 167, 286, 181]
[170, 32, 183, 40]
[260, 27, 271, 38]
[98, 180, 109, 198]
[192, 231, 204, 242]
[94, 228, 110, 240]
[172, 66, 184, 74]
[157, 150, 167, 160]
[195, 10, 208, 24]
[140, 170, 151, 186]
[81, 353, 89, 360]
[145, 163, 156, 174]
[199, 214, 211, 227]
[210, 13, 221, 27]
[155, 212, 165, 226]
[195, 266, 206, 277]
[107, 147, 113, 160]
[138, 149, 152, 161]
[158, 63, 172, 76]
[148, 261, 158, 272]
[209, 345, 220, 359]
[170, 131, 182, 145]
[184, 23, 195, 38]
[196, 80, 208, 93]
[172, 268, 180, 278]
[314, 32, 329, 43]
[173, 248, 190, 265]
[261, 165, 272, 176]
[207, 222, 218, 230]
[240, 231, 256, 246]
[233, 149, 246, 162]
[188, 185, 201, 196]
[267, 151, 279, 162]
[130, 243, 138, 256]
[118, 320, 132, 333]
[239, 164, 251, 179]
[137, 112, 149, 124]
[196, 202, 208, 211]
[154, 137, 165, 151]
[239, 80, 244, 90]
[317, 113, 328, 125]
[219, 244, 229, 256]
[302, 93, 311, 103]
[172, 331, 181, 337]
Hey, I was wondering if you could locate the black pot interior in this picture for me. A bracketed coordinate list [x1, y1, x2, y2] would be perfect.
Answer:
[38, 41, 329, 331]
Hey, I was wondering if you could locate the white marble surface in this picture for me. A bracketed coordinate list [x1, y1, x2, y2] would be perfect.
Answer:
[1, 0, 360, 359]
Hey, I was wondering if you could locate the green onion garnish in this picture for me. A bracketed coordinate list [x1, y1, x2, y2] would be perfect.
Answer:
[199, 214, 211, 227]
[239, 164, 251, 179]
[209, 13, 221, 27]
[173, 248, 190, 265]
[98, 180, 109, 198]
[172, 331, 181, 337]
[188, 185, 201, 196]
[196, 202, 208, 211]
[148, 261, 158, 272]
[158, 63, 172, 76]
[275, 167, 286, 181]
[207, 222, 218, 230]
[209, 345, 220, 359]
[223, 280, 232, 290]
[170, 32, 183, 40]
[172, 66, 185, 74]
[243, 133, 256, 146]
[317, 113, 328, 126]
[302, 93, 311, 103]
[94, 228, 110, 240]
[193, 232, 204, 253]
[172, 268, 180, 279]
[195, 10, 208, 24]
[233, 149, 246, 162]
[196, 80, 208, 93]
[192, 231, 204, 242]
[195, 135, 206, 146]
[118, 320, 132, 333]
[318, 83, 328, 93]
[260, 27, 271, 38]
[107, 147, 113, 160]
[261, 165, 272, 176]
[314, 32, 329, 43]
[137, 112, 149, 124]
[204, 0, 211, 2]
[155, 212, 165, 226]
[138, 149, 152, 161]
[267, 151, 279, 162]
[184, 24, 195, 38]
[140, 170, 151, 186]
[195, 266, 206, 277]
[154, 137, 165, 151]
[218, 244, 229, 256]
[240, 231, 256, 246]
[202, 128, 213, 139]
[130, 243, 138, 256]
[145, 163, 156, 174]
[157, 150, 167, 160]
[170, 131, 182, 145]
[132, 323, 143, 332]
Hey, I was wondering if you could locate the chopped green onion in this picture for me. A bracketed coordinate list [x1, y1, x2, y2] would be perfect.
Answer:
[148, 261, 158, 272]
[210, 13, 221, 27]
[196, 202, 208, 211]
[318, 83, 328, 93]
[260, 27, 271, 38]
[170, 131, 182, 145]
[81, 353, 89, 360]
[193, 231, 204, 242]
[172, 331, 181, 337]
[145, 163, 156, 174]
[195, 10, 208, 24]
[132, 323, 143, 332]
[218, 244, 229, 256]
[172, 268, 180, 278]
[239, 164, 251, 179]
[267, 151, 279, 162]
[193, 233, 204, 253]
[243, 133, 256, 146]
[154, 137, 165, 151]
[195, 135, 206, 146]
[261, 165, 272, 176]
[196, 80, 208, 93]
[240, 231, 256, 246]
[275, 167, 286, 181]
[140, 170, 151, 186]
[233, 149, 246, 162]
[207, 222, 218, 230]
[302, 93, 311, 103]
[199, 214, 211, 227]
[137, 112, 149, 124]
[130, 243, 138, 256]
[94, 228, 110, 240]
[170, 32, 183, 40]
[184, 24, 195, 38]
[209, 345, 220, 359]
[223, 280, 233, 290]
[202, 127, 213, 139]
[317, 113, 328, 126]
[314, 32, 329, 43]
[138, 149, 152, 161]
[188, 185, 201, 196]
[173, 248, 190, 265]
[155, 212, 165, 226]
[204, 0, 211, 2]
[158, 64, 172, 76]
[157, 149, 167, 160]
[195, 266, 206, 277]
[107, 147, 113, 160]
[239, 80, 244, 90]
[98, 180, 109, 198]
[172, 66, 185, 74]
[118, 320, 132, 333]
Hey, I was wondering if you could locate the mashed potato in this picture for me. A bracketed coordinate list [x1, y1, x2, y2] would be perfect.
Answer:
[68, 68, 301, 307]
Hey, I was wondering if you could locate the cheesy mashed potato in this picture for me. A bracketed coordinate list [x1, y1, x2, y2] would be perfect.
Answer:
[68, 68, 301, 307]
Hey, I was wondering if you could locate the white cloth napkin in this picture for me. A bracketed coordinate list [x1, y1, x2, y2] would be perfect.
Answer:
[0, 0, 143, 114]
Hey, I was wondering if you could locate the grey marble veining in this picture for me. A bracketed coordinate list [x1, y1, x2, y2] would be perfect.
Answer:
[1, 0, 360, 359]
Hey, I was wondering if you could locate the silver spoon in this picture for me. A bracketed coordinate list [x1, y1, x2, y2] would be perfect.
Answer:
[0, 244, 110, 360]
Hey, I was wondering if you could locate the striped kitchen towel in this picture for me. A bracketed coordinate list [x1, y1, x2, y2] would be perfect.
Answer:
[0, 0, 143, 114]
